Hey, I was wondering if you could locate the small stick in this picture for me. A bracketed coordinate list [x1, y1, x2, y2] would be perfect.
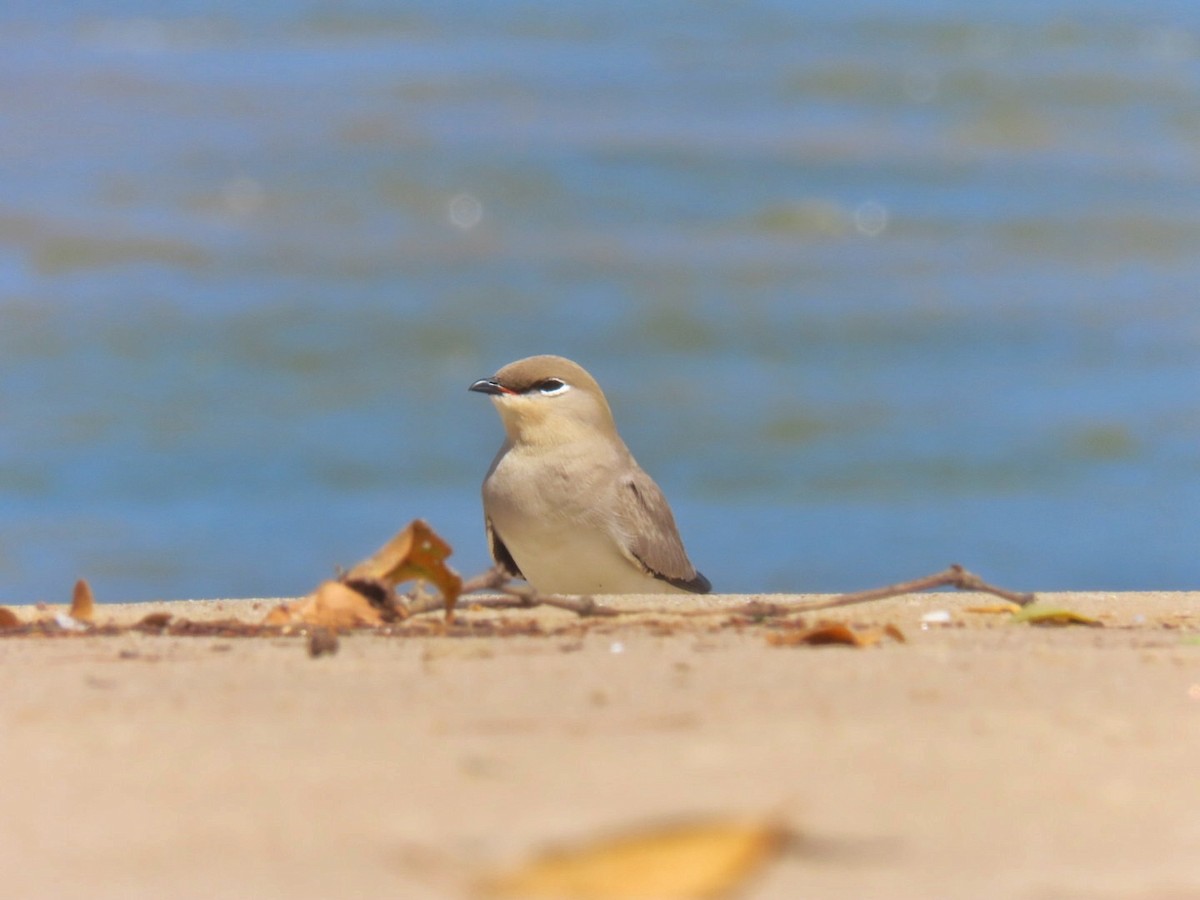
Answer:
[406, 563, 1033, 621]
[465, 592, 621, 618]
[783, 564, 1036, 613]
[403, 565, 621, 619]
[461, 566, 620, 617]
[458, 564, 518, 596]
[403, 591, 448, 617]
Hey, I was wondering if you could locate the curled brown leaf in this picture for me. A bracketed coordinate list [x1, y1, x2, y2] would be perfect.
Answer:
[343, 520, 463, 618]
[265, 581, 385, 631]
[767, 621, 905, 648]
[70, 579, 95, 623]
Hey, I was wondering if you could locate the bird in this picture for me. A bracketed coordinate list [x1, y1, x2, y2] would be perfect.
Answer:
[469, 355, 711, 595]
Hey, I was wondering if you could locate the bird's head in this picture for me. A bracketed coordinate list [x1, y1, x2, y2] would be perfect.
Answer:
[469, 355, 618, 446]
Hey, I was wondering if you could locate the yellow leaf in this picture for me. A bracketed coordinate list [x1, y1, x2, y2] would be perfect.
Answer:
[478, 817, 790, 899]
[69, 578, 95, 623]
[1010, 604, 1101, 627]
[965, 602, 1022, 614]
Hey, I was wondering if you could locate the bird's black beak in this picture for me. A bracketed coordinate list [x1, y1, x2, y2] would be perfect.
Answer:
[469, 378, 512, 396]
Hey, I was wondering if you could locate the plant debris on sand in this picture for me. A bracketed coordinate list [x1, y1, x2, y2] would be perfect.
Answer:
[0, 519, 1129, 657]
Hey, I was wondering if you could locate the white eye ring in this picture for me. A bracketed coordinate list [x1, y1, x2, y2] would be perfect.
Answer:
[537, 378, 571, 396]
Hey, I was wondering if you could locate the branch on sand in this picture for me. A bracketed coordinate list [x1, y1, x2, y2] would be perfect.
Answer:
[405, 562, 1035, 621]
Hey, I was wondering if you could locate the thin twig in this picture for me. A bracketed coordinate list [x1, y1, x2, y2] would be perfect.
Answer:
[464, 592, 621, 618]
[414, 565, 622, 618]
[782, 564, 1036, 613]
[403, 591, 447, 617]
[459, 564, 516, 596]
[405, 563, 1033, 622]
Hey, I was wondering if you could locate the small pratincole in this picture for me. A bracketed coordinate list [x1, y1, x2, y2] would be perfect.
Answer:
[470, 355, 710, 595]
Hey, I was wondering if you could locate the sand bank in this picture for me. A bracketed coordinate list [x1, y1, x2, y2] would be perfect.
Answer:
[2, 590, 1198, 898]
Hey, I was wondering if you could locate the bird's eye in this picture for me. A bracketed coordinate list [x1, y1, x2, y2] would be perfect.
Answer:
[536, 378, 570, 396]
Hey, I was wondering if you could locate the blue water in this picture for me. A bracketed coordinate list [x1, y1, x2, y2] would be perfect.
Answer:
[1, 3, 1198, 602]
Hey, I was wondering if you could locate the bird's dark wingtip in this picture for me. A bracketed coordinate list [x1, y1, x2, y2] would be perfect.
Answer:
[642, 560, 711, 594]
[487, 520, 524, 580]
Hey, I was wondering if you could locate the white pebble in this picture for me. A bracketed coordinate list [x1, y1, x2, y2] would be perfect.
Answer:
[54, 613, 88, 632]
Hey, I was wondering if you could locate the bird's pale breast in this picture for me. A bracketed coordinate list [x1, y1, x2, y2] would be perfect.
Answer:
[484, 443, 686, 594]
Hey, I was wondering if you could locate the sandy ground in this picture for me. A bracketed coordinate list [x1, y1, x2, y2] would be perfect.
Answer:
[2, 590, 1199, 899]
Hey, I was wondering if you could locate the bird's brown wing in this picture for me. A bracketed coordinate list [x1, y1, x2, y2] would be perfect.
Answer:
[617, 470, 711, 594]
[485, 517, 524, 580]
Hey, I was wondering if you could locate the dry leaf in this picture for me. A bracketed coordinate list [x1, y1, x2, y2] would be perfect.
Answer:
[478, 817, 790, 899]
[263, 604, 295, 627]
[136, 612, 172, 631]
[1010, 604, 1101, 627]
[0, 607, 20, 630]
[965, 602, 1022, 614]
[70, 579, 95, 623]
[308, 581, 383, 629]
[767, 621, 903, 648]
[266, 581, 384, 630]
[343, 520, 463, 617]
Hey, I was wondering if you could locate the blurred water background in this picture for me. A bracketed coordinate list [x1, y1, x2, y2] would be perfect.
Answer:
[1, 1, 1198, 603]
